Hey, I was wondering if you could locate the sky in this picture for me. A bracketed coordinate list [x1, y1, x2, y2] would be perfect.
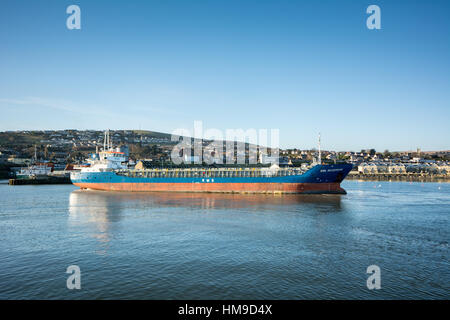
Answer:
[0, 0, 449, 151]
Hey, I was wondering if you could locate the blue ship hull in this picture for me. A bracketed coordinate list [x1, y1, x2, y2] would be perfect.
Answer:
[70, 164, 353, 194]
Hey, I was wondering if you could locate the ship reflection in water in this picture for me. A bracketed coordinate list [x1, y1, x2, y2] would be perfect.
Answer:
[68, 190, 342, 253]
[68, 191, 342, 221]
[69, 190, 342, 211]
[68, 191, 123, 254]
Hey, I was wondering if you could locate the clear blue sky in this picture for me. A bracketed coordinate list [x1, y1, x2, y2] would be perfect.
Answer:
[0, 0, 449, 151]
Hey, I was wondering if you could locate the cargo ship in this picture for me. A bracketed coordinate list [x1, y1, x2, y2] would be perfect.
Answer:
[70, 132, 353, 194]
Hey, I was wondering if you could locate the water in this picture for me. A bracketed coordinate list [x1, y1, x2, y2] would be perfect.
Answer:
[0, 180, 448, 299]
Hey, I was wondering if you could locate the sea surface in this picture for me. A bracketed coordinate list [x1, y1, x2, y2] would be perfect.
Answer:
[0, 180, 448, 299]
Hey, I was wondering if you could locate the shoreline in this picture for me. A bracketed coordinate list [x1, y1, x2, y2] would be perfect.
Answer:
[346, 171, 450, 182]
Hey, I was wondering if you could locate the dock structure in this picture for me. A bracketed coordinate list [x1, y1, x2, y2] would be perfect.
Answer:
[9, 176, 71, 185]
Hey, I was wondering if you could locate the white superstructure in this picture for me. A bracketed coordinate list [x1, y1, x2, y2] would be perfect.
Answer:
[79, 129, 128, 173]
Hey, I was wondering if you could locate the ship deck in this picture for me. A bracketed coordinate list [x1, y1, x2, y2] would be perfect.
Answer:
[115, 167, 309, 179]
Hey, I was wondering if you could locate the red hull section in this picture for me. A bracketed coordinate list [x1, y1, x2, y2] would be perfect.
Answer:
[73, 182, 346, 194]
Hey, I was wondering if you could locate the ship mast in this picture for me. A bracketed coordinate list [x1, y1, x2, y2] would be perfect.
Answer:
[318, 133, 321, 165]
[103, 129, 111, 151]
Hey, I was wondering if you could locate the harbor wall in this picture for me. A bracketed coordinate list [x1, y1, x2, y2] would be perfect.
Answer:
[347, 171, 449, 182]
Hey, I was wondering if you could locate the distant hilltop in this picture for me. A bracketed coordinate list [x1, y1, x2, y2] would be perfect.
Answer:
[0, 129, 448, 154]
[0, 129, 173, 147]
[0, 129, 279, 167]
[0, 130, 448, 168]
[0, 130, 176, 166]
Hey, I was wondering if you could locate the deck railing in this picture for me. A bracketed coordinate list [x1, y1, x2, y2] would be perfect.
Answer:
[115, 167, 309, 178]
